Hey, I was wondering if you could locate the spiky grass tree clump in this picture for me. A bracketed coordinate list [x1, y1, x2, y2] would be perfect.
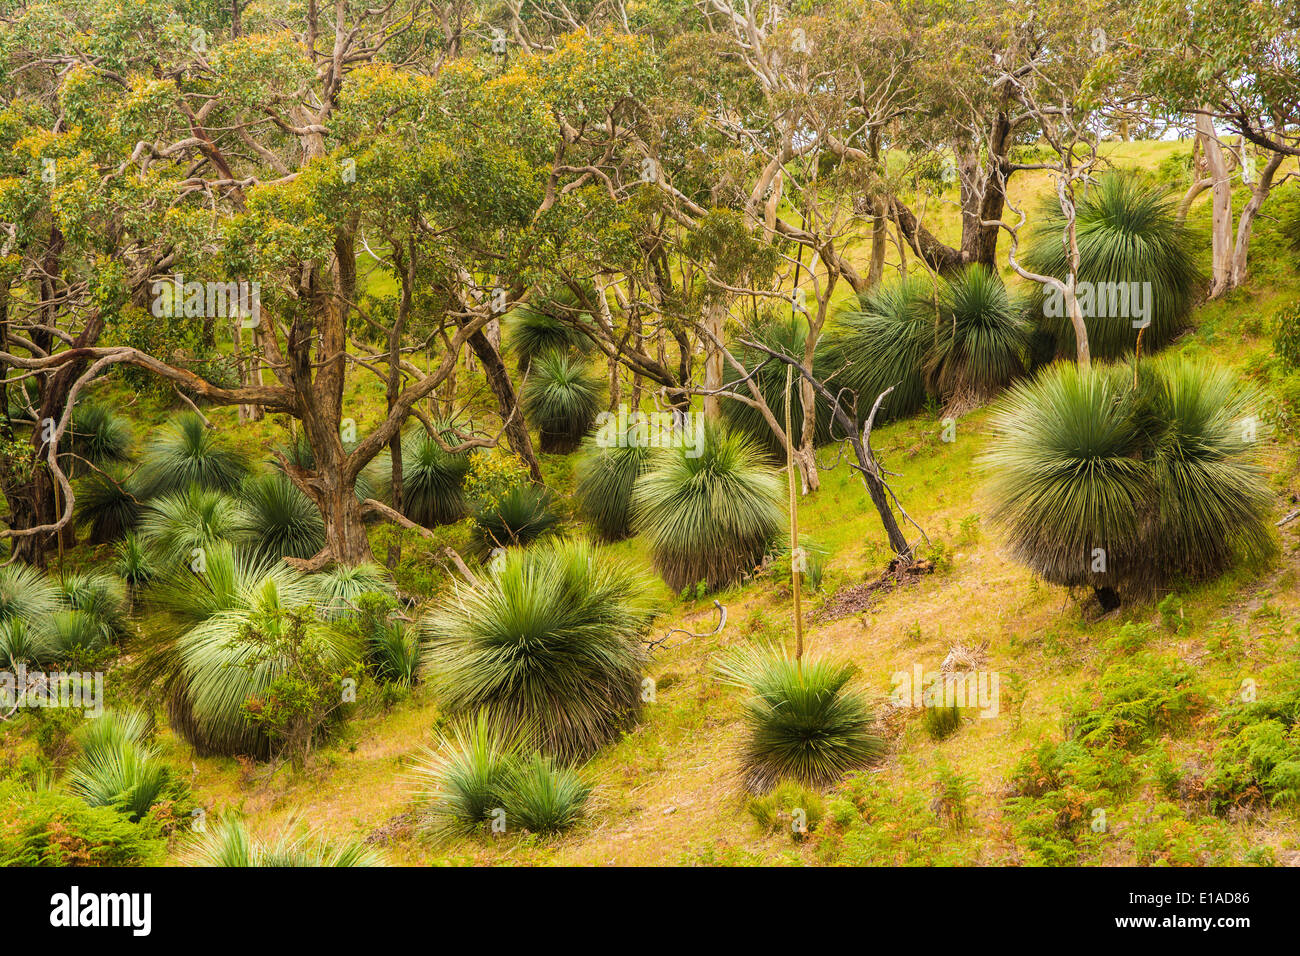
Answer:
[506, 288, 595, 373]
[145, 545, 359, 757]
[521, 350, 604, 453]
[173, 580, 358, 757]
[718, 646, 884, 792]
[67, 710, 169, 821]
[503, 753, 592, 835]
[1146, 358, 1276, 581]
[984, 358, 1275, 605]
[385, 428, 471, 527]
[0, 564, 62, 632]
[62, 402, 134, 477]
[0, 620, 47, 668]
[823, 276, 937, 424]
[135, 413, 250, 499]
[149, 561, 384, 754]
[926, 265, 1031, 405]
[237, 472, 325, 561]
[423, 538, 653, 761]
[412, 715, 519, 839]
[75, 468, 144, 545]
[411, 714, 592, 839]
[472, 483, 561, 555]
[57, 572, 128, 646]
[574, 431, 652, 542]
[1023, 172, 1201, 360]
[114, 534, 155, 598]
[139, 485, 245, 568]
[985, 363, 1160, 603]
[722, 312, 834, 458]
[366, 618, 419, 687]
[186, 817, 383, 866]
[46, 610, 107, 663]
[632, 424, 784, 592]
[0, 565, 61, 666]
[145, 542, 270, 624]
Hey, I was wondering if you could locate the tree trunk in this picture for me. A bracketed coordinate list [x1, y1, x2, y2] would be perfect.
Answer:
[292, 402, 376, 567]
[321, 479, 373, 566]
[1196, 111, 1234, 298]
[957, 120, 1009, 269]
[702, 297, 727, 418]
[1230, 152, 1283, 289]
[463, 320, 543, 482]
[868, 208, 888, 286]
[797, 356, 820, 493]
[1066, 283, 1090, 368]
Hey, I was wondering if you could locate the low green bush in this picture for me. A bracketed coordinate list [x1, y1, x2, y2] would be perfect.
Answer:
[0, 782, 165, 866]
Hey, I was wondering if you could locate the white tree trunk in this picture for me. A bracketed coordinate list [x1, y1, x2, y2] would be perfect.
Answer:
[1196, 111, 1234, 298]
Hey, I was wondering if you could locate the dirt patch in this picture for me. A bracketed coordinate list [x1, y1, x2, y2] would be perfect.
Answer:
[366, 809, 419, 846]
[812, 558, 935, 623]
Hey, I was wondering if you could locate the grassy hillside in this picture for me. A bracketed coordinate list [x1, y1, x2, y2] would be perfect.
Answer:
[7, 140, 1300, 867]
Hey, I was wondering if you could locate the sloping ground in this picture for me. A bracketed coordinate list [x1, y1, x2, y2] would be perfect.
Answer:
[14, 139, 1297, 866]
[155, 380, 1300, 865]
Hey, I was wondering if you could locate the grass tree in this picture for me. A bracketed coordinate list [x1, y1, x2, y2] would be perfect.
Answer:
[0, 563, 62, 631]
[471, 483, 561, 556]
[63, 402, 134, 477]
[574, 431, 652, 542]
[505, 287, 595, 373]
[144, 545, 364, 758]
[717, 646, 884, 792]
[57, 572, 128, 646]
[135, 413, 251, 500]
[67, 710, 170, 822]
[411, 713, 593, 839]
[1023, 172, 1200, 361]
[984, 358, 1275, 607]
[502, 753, 592, 835]
[237, 472, 326, 562]
[383, 428, 471, 527]
[411, 714, 520, 839]
[138, 485, 245, 569]
[925, 265, 1032, 405]
[186, 817, 384, 867]
[632, 423, 784, 592]
[74, 468, 144, 545]
[521, 351, 604, 454]
[823, 276, 937, 425]
[0, 619, 47, 669]
[114, 533, 155, 598]
[312, 562, 394, 621]
[422, 538, 653, 761]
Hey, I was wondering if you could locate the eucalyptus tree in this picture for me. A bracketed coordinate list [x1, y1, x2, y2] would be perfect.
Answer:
[0, 0, 193, 564]
[1133, 0, 1300, 295]
[0, 2, 653, 567]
